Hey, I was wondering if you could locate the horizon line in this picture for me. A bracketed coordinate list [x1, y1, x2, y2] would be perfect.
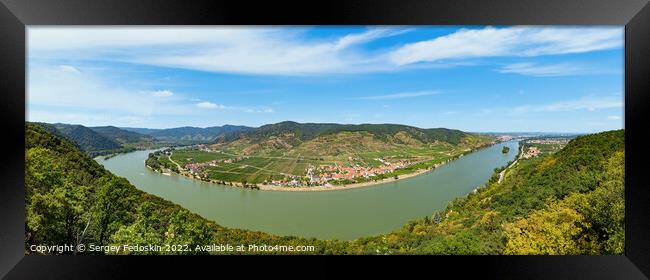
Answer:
[27, 120, 615, 135]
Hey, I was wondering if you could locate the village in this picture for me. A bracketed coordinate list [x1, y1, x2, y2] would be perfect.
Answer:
[148, 139, 477, 189]
[266, 158, 413, 187]
[180, 152, 417, 188]
[526, 138, 571, 145]
[521, 146, 541, 159]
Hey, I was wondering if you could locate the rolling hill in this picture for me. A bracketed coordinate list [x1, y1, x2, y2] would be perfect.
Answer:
[36, 122, 122, 152]
[217, 121, 468, 144]
[32, 122, 161, 157]
[25, 122, 331, 255]
[25, 121, 625, 255]
[212, 121, 493, 157]
[89, 126, 155, 144]
[122, 125, 253, 142]
[138, 121, 496, 186]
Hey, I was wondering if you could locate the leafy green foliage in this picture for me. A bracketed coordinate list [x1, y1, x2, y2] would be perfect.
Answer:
[343, 130, 624, 255]
[25, 123, 339, 254]
[90, 126, 155, 144]
[126, 125, 253, 142]
[504, 150, 625, 255]
[218, 121, 473, 145]
[37, 122, 121, 152]
[25, 122, 624, 255]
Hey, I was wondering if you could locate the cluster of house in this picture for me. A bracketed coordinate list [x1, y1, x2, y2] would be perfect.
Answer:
[522, 146, 541, 159]
[497, 135, 514, 142]
[268, 176, 305, 187]
[307, 159, 410, 185]
[261, 158, 414, 188]
[527, 138, 570, 145]
[194, 144, 212, 152]
[182, 157, 241, 177]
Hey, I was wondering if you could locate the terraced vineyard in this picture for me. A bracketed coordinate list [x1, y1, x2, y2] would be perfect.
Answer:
[145, 122, 497, 188]
[147, 122, 494, 187]
[170, 149, 333, 184]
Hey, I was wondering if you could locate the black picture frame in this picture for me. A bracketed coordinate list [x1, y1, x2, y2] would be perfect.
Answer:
[1, 0, 649, 278]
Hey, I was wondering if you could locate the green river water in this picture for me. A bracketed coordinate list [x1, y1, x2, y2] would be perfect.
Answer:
[96, 141, 518, 240]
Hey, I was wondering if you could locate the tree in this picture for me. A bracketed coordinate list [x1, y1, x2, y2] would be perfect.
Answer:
[502, 201, 590, 255]
[109, 202, 164, 255]
[91, 176, 136, 245]
[26, 181, 92, 254]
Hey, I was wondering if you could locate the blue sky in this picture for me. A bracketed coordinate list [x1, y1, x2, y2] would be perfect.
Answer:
[27, 26, 624, 132]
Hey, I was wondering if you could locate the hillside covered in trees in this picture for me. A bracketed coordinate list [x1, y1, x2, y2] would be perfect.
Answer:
[215, 121, 473, 145]
[38, 123, 122, 153]
[89, 126, 156, 144]
[25, 123, 624, 255]
[122, 125, 254, 142]
[362, 129, 625, 254]
[33, 123, 167, 157]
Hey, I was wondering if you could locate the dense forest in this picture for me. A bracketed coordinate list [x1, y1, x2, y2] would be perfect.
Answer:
[216, 121, 471, 145]
[25, 123, 624, 255]
[89, 126, 156, 144]
[34, 123, 171, 157]
[122, 125, 254, 142]
[26, 123, 335, 255]
[38, 123, 122, 152]
[362, 130, 624, 254]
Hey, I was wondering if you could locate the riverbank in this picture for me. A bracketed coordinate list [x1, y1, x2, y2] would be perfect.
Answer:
[257, 167, 432, 192]
[145, 141, 500, 192]
[98, 140, 519, 239]
[146, 158, 441, 192]
[497, 143, 523, 184]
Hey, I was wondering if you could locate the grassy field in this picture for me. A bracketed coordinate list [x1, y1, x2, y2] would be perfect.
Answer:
[153, 131, 496, 185]
[170, 149, 234, 165]
[167, 144, 471, 184]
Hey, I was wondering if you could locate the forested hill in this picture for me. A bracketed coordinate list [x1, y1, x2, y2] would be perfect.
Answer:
[31, 122, 159, 157]
[25, 122, 334, 255]
[216, 121, 473, 145]
[89, 126, 155, 144]
[25, 122, 624, 255]
[122, 125, 253, 142]
[36, 122, 122, 152]
[363, 129, 625, 255]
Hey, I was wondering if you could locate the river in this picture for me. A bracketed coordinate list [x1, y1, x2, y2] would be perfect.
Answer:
[95, 141, 519, 240]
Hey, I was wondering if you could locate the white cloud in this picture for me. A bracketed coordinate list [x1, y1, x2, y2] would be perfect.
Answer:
[333, 28, 411, 50]
[512, 95, 623, 114]
[150, 89, 174, 97]
[28, 26, 622, 76]
[389, 26, 622, 65]
[27, 64, 199, 125]
[497, 62, 593, 77]
[607, 115, 622, 120]
[353, 90, 439, 100]
[196, 101, 224, 109]
[28, 27, 406, 76]
[27, 111, 152, 127]
[243, 108, 274, 113]
[58, 65, 81, 74]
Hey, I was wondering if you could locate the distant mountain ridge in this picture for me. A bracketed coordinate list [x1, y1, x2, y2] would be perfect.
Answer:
[216, 121, 471, 145]
[122, 125, 253, 142]
[210, 121, 493, 158]
[90, 126, 155, 144]
[36, 122, 122, 152]
[32, 123, 157, 156]
[33, 121, 489, 158]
